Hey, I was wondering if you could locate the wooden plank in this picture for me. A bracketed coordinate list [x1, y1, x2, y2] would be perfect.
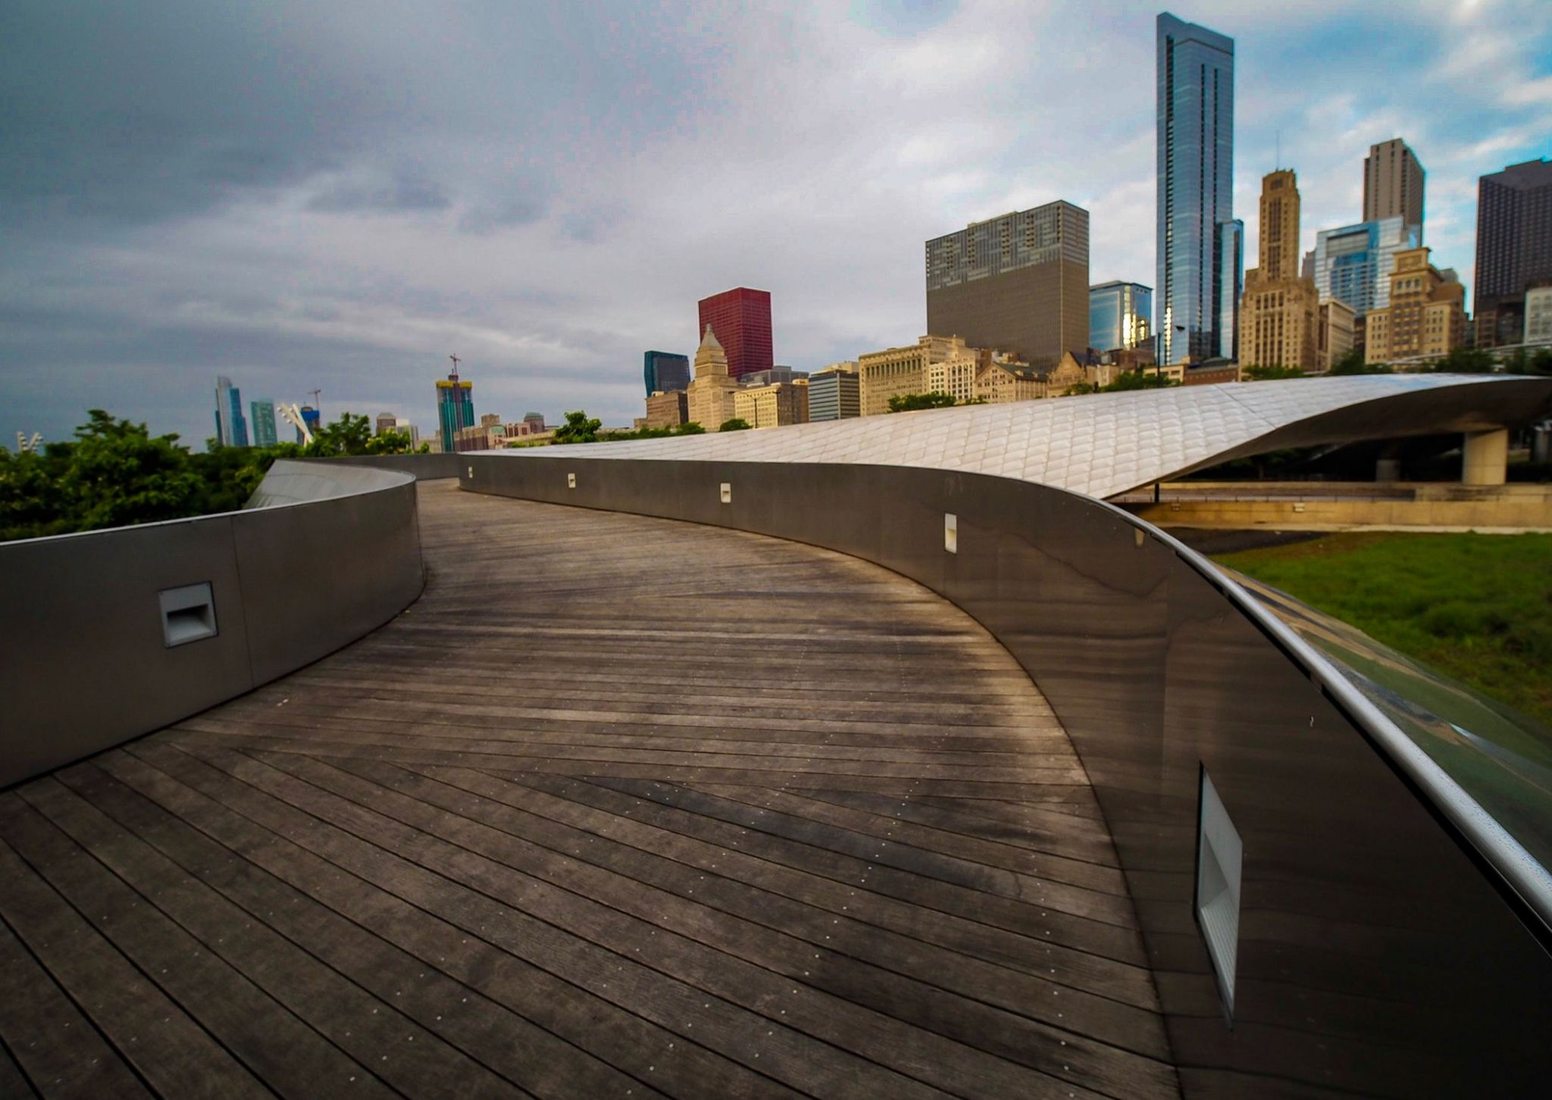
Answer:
[9, 779, 426, 1100]
[133, 741, 855, 1100]
[74, 752, 656, 1100]
[0, 916, 149, 1099]
[251, 749, 1173, 1097]
[451, 768, 1160, 1009]
[0, 797, 271, 1100]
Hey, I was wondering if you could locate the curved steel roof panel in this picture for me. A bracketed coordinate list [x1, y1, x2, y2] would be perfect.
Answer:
[502, 374, 1552, 499]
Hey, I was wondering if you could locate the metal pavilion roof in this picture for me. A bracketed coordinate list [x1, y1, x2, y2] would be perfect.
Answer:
[503, 374, 1552, 500]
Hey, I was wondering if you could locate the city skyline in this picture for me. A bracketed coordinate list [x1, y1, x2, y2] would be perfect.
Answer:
[3, 1, 1550, 445]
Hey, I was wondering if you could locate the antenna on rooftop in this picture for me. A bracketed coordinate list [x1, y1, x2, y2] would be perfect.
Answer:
[1275, 130, 1281, 170]
[308, 389, 322, 418]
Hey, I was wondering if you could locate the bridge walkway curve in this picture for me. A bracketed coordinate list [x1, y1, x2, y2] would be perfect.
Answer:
[0, 480, 1177, 1099]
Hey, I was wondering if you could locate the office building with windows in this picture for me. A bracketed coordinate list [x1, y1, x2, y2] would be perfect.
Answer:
[1156, 13, 1240, 364]
[214, 376, 249, 448]
[697, 289, 773, 382]
[436, 365, 476, 454]
[1241, 170, 1319, 371]
[1312, 216, 1418, 320]
[1364, 138, 1425, 243]
[808, 363, 860, 421]
[250, 400, 278, 447]
[1089, 282, 1153, 354]
[1365, 246, 1466, 363]
[925, 201, 1089, 367]
[1474, 158, 1552, 347]
[1526, 286, 1552, 346]
[643, 351, 691, 396]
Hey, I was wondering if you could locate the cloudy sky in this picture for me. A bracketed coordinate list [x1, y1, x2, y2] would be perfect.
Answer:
[4, 0, 1550, 447]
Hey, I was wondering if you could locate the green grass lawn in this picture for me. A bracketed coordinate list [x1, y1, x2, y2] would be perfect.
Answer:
[1212, 532, 1552, 727]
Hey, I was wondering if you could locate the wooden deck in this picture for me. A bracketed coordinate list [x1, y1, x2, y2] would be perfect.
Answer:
[0, 481, 1178, 1098]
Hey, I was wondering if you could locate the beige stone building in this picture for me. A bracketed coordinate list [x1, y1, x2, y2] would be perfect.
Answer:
[686, 325, 739, 429]
[734, 379, 809, 428]
[856, 335, 984, 416]
[975, 360, 1046, 403]
[1044, 353, 1092, 396]
[1365, 247, 1466, 364]
[1240, 170, 1319, 372]
[924, 356, 978, 405]
[644, 389, 688, 429]
[1316, 299, 1356, 372]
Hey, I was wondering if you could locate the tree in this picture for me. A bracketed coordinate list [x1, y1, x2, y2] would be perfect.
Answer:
[0, 446, 74, 540]
[305, 412, 374, 456]
[718, 418, 751, 431]
[1433, 346, 1496, 374]
[553, 410, 602, 444]
[1100, 370, 1177, 392]
[53, 410, 207, 533]
[1241, 364, 1307, 381]
[1329, 347, 1391, 375]
[364, 428, 417, 454]
[886, 392, 957, 413]
[674, 421, 706, 435]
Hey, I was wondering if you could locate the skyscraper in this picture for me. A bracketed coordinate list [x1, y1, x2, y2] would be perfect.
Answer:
[686, 325, 739, 429]
[643, 350, 691, 396]
[1474, 158, 1552, 346]
[213, 376, 249, 448]
[925, 201, 1090, 366]
[1312, 217, 1418, 320]
[1240, 170, 1318, 371]
[1363, 138, 1424, 243]
[1156, 13, 1238, 364]
[250, 400, 278, 447]
[697, 289, 773, 382]
[436, 359, 475, 453]
[1089, 281, 1153, 354]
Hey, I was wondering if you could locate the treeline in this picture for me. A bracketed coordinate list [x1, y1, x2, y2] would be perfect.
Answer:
[1244, 345, 1552, 380]
[1, 410, 422, 541]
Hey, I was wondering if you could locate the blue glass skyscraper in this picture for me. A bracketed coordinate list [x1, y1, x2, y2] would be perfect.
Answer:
[1157, 13, 1238, 364]
[643, 350, 690, 396]
[1312, 216, 1417, 319]
[1089, 281, 1153, 353]
[250, 400, 279, 447]
[213, 376, 249, 447]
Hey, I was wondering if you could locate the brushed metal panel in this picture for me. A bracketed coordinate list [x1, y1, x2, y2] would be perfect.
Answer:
[234, 478, 424, 685]
[0, 517, 252, 786]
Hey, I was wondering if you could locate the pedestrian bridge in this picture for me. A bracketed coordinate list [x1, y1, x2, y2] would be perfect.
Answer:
[0, 482, 1174, 1098]
[4, 374, 1552, 1097]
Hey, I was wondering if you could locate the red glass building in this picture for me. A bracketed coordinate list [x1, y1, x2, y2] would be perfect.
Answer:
[697, 287, 773, 381]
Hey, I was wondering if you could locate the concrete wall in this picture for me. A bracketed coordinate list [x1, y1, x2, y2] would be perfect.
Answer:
[1131, 481, 1552, 530]
[462, 453, 1552, 1098]
[0, 464, 424, 787]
